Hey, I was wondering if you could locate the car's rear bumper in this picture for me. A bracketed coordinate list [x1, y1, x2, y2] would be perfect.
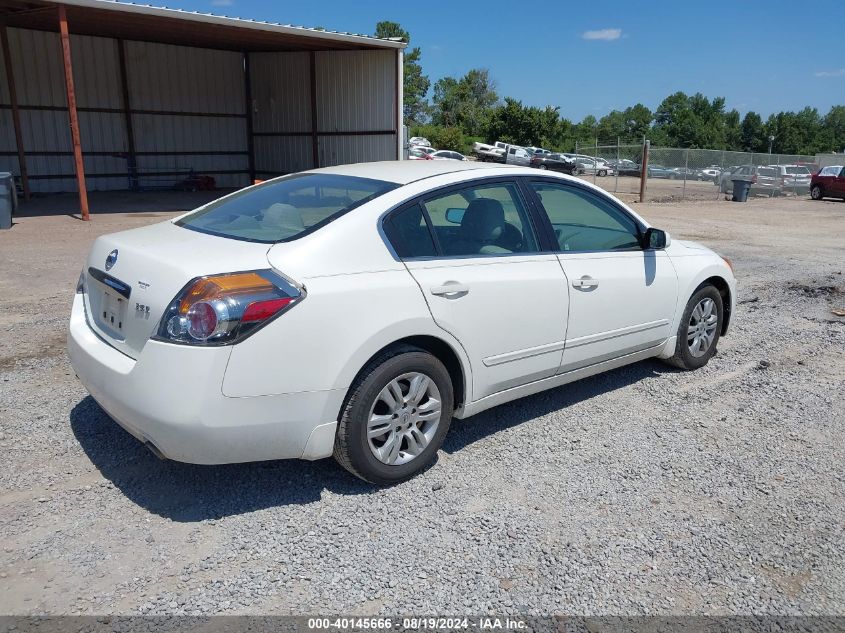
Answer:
[68, 295, 344, 464]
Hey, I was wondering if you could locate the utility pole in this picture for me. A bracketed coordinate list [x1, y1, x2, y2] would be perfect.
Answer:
[639, 140, 650, 203]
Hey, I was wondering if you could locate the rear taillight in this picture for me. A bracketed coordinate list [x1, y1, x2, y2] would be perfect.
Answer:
[76, 270, 86, 294]
[154, 269, 303, 346]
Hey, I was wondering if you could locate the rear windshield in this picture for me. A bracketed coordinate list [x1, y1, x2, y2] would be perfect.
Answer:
[176, 174, 398, 243]
[758, 168, 778, 177]
[785, 166, 810, 175]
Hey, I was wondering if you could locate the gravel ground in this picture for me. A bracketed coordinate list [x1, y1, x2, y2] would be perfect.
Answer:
[0, 194, 843, 616]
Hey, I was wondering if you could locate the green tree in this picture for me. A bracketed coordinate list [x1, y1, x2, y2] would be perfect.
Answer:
[431, 69, 498, 135]
[740, 112, 766, 152]
[375, 21, 430, 125]
[654, 92, 727, 148]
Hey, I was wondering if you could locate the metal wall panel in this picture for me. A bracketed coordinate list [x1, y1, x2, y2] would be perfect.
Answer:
[318, 134, 397, 167]
[7, 28, 67, 107]
[132, 114, 246, 152]
[4, 28, 128, 192]
[0, 110, 16, 151]
[254, 135, 312, 175]
[71, 34, 122, 109]
[315, 50, 396, 132]
[0, 35, 9, 104]
[250, 52, 311, 133]
[125, 41, 245, 114]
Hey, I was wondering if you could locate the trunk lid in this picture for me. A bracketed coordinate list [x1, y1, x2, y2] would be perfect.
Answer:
[82, 220, 272, 359]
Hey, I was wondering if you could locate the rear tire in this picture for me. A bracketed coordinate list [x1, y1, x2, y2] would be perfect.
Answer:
[810, 185, 823, 200]
[333, 345, 453, 485]
[664, 285, 723, 371]
[598, 169, 607, 177]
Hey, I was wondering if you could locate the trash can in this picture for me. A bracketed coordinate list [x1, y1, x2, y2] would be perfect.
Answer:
[0, 172, 14, 230]
[732, 179, 751, 202]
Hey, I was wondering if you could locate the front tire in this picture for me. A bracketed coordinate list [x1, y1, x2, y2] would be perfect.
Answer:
[810, 185, 823, 200]
[333, 345, 453, 485]
[665, 285, 723, 370]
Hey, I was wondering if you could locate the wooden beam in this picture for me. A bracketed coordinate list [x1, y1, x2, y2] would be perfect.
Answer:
[243, 51, 255, 183]
[116, 39, 137, 190]
[0, 19, 30, 200]
[57, 4, 89, 220]
[309, 50, 318, 168]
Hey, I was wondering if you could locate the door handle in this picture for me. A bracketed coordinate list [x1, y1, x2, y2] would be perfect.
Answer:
[572, 276, 599, 289]
[431, 282, 470, 297]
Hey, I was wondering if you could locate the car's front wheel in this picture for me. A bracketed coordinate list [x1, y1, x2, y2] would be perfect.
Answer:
[665, 285, 723, 370]
[810, 185, 824, 200]
[334, 345, 453, 484]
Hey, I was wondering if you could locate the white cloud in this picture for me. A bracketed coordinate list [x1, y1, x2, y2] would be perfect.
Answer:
[814, 68, 845, 78]
[582, 28, 622, 41]
[211, 0, 233, 6]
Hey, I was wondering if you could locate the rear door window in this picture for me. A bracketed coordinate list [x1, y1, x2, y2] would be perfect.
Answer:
[421, 182, 539, 257]
[383, 204, 437, 258]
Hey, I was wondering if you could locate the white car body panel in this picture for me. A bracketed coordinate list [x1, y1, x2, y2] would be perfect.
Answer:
[556, 250, 678, 372]
[68, 161, 736, 465]
[405, 255, 569, 399]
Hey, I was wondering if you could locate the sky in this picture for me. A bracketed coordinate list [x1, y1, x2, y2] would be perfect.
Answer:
[159, 0, 842, 122]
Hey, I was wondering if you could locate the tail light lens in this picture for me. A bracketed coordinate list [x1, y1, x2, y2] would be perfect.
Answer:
[154, 269, 303, 346]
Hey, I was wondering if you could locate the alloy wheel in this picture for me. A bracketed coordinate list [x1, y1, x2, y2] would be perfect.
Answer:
[366, 372, 442, 465]
[687, 297, 718, 357]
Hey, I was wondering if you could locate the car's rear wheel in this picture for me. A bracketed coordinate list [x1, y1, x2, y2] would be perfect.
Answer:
[810, 185, 824, 200]
[665, 285, 723, 371]
[334, 345, 453, 485]
[598, 169, 607, 177]
[538, 164, 547, 170]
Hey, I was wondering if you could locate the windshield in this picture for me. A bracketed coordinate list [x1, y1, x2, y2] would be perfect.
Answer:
[785, 166, 810, 175]
[176, 174, 398, 243]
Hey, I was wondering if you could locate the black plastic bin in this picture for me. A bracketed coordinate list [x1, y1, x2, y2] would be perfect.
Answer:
[732, 179, 751, 202]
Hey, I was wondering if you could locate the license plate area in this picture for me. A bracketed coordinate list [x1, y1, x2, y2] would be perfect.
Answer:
[98, 288, 128, 337]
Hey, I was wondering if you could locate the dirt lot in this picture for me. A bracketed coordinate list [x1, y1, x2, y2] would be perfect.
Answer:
[1, 194, 843, 616]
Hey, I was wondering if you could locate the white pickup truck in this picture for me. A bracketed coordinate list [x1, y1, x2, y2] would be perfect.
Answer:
[472, 141, 531, 166]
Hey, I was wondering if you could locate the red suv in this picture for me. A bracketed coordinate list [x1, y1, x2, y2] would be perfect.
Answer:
[810, 165, 845, 201]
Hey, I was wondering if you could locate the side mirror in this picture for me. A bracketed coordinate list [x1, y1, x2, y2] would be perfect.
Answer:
[643, 227, 670, 250]
[445, 208, 465, 224]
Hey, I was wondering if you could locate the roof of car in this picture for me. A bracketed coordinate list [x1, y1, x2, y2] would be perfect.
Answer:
[309, 160, 508, 184]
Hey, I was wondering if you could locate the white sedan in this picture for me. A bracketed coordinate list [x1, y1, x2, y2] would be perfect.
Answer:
[69, 161, 736, 484]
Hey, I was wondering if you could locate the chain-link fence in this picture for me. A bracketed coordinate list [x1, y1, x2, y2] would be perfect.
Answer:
[573, 140, 817, 202]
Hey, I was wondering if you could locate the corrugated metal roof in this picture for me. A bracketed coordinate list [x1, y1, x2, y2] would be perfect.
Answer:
[0, 0, 406, 51]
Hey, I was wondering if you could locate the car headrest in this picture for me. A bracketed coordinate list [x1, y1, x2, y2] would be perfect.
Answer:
[460, 198, 506, 242]
[263, 203, 304, 234]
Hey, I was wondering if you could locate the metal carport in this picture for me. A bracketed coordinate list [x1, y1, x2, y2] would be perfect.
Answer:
[0, 0, 405, 219]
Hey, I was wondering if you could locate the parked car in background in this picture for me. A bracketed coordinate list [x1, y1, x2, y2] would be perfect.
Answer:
[810, 165, 845, 200]
[526, 147, 552, 156]
[68, 160, 736, 484]
[430, 150, 466, 161]
[572, 157, 614, 176]
[530, 153, 577, 174]
[719, 165, 782, 196]
[700, 167, 722, 182]
[504, 145, 532, 166]
[409, 147, 435, 161]
[671, 168, 706, 181]
[769, 165, 811, 193]
[610, 159, 642, 177]
[409, 137, 431, 148]
[646, 165, 677, 179]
